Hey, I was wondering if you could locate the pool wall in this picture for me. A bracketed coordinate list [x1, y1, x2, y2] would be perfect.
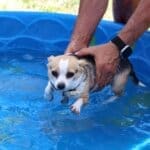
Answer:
[0, 11, 150, 86]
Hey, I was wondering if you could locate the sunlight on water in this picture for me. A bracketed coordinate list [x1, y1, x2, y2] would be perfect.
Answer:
[0, 52, 149, 150]
[131, 138, 150, 150]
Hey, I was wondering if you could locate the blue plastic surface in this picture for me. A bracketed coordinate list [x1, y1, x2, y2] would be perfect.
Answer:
[0, 11, 150, 86]
[0, 12, 149, 150]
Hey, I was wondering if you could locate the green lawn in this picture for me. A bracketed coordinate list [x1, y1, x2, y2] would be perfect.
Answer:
[0, 0, 113, 20]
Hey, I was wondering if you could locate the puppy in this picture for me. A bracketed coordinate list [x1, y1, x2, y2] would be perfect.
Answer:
[44, 54, 139, 113]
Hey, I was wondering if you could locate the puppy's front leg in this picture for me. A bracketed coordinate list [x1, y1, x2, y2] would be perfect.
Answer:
[44, 81, 53, 100]
[63, 90, 89, 113]
[71, 93, 89, 114]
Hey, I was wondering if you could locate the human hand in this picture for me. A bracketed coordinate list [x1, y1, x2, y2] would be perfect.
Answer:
[65, 40, 87, 54]
[75, 42, 120, 88]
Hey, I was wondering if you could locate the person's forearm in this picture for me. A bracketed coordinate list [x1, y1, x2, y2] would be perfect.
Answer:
[118, 0, 150, 45]
[70, 0, 108, 49]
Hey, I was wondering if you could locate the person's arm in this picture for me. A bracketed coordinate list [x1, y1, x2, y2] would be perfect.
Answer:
[66, 0, 108, 53]
[76, 0, 150, 88]
[118, 0, 150, 45]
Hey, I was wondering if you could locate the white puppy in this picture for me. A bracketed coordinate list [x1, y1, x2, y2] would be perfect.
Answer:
[44, 54, 139, 114]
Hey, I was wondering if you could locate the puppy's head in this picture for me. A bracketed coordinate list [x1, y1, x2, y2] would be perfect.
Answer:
[47, 55, 87, 91]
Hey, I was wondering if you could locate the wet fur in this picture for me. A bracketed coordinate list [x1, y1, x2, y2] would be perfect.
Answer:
[44, 55, 138, 113]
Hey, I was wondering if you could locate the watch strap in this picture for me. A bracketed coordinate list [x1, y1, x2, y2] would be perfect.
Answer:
[111, 36, 132, 58]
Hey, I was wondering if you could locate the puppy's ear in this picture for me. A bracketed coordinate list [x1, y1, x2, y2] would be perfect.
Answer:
[79, 59, 88, 67]
[78, 59, 89, 73]
[47, 55, 54, 62]
[78, 59, 94, 74]
[47, 55, 54, 68]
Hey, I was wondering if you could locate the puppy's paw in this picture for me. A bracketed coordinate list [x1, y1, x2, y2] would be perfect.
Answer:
[44, 92, 53, 101]
[71, 105, 80, 114]
[70, 98, 83, 114]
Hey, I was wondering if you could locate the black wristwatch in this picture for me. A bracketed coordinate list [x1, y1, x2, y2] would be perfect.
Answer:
[111, 36, 132, 59]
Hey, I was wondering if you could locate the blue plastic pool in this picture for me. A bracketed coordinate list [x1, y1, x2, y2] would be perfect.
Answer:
[0, 12, 149, 150]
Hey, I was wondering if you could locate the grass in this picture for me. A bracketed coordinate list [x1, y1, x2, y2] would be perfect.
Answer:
[0, 0, 113, 20]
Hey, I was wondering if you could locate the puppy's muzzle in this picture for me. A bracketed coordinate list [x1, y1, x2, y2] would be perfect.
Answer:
[57, 82, 65, 90]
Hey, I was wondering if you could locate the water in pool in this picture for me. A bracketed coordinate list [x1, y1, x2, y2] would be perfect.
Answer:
[0, 51, 149, 150]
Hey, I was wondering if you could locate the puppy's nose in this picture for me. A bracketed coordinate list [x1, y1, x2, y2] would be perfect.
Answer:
[57, 82, 65, 90]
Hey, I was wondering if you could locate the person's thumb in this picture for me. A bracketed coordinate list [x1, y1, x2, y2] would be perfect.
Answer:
[65, 47, 76, 54]
[75, 47, 94, 56]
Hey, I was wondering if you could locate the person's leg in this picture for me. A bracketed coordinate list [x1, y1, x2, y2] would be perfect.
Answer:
[113, 0, 140, 24]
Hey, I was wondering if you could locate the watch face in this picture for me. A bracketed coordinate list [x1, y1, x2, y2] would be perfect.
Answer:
[121, 47, 132, 58]
[111, 36, 132, 58]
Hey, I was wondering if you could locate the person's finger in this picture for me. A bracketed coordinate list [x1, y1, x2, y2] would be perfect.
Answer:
[96, 67, 106, 88]
[100, 72, 114, 87]
[75, 48, 94, 56]
[96, 66, 114, 88]
[96, 63, 103, 82]
[65, 44, 80, 54]
[98, 74, 106, 88]
[65, 48, 78, 54]
[105, 74, 113, 85]
[65, 52, 74, 55]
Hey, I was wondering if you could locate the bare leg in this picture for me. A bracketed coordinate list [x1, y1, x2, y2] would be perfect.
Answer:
[113, 0, 140, 24]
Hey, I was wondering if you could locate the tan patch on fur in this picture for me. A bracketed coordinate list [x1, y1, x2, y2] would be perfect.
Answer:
[48, 55, 79, 73]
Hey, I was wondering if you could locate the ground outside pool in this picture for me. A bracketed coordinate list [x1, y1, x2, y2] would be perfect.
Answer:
[0, 12, 150, 150]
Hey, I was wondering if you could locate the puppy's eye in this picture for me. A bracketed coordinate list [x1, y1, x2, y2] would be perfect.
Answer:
[51, 70, 58, 78]
[66, 72, 74, 78]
